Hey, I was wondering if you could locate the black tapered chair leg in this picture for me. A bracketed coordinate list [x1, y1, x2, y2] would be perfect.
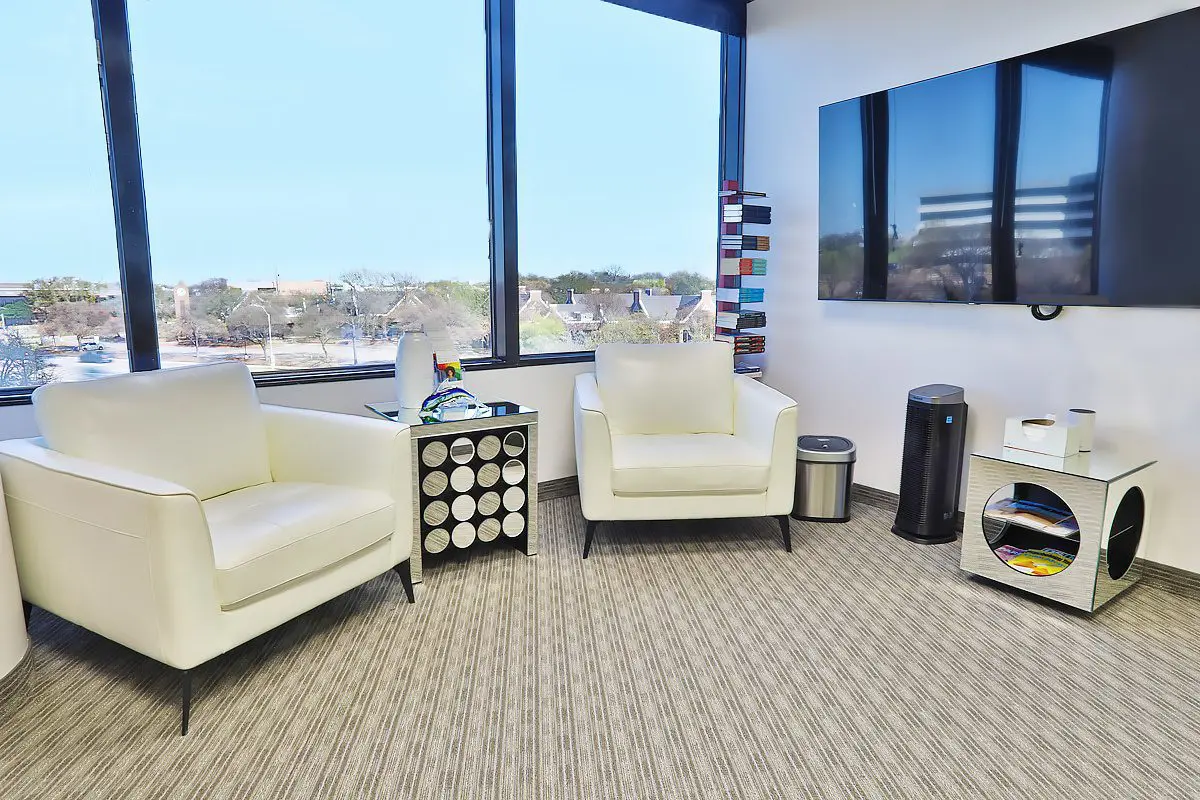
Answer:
[22, 600, 31, 628]
[180, 669, 192, 737]
[393, 560, 416, 604]
[582, 520, 599, 559]
[776, 515, 793, 553]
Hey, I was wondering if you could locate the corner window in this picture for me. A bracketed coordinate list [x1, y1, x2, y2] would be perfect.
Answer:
[514, 0, 721, 354]
[126, 0, 492, 372]
[0, 1, 741, 401]
[0, 4, 131, 388]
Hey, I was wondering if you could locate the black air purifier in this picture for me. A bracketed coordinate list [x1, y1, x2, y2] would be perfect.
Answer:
[892, 384, 967, 545]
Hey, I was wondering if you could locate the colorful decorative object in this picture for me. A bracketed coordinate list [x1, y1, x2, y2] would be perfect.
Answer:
[419, 386, 480, 423]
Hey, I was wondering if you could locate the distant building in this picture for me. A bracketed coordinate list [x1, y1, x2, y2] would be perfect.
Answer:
[173, 281, 191, 320]
[917, 173, 1096, 247]
[0, 285, 30, 323]
[517, 287, 554, 321]
[229, 279, 330, 296]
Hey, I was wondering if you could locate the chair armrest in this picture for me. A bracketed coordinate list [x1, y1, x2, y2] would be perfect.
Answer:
[574, 373, 615, 520]
[734, 376, 797, 444]
[575, 372, 607, 414]
[734, 376, 799, 514]
[0, 439, 219, 668]
[0, 438, 195, 497]
[262, 405, 413, 564]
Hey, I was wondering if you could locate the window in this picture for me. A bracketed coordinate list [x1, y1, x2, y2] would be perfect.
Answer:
[0, 4, 131, 388]
[887, 66, 997, 302]
[514, 0, 721, 354]
[126, 0, 491, 373]
[0, 0, 742, 401]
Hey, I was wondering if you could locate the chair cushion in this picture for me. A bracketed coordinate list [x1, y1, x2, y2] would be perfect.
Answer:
[594, 342, 734, 435]
[610, 433, 771, 495]
[204, 482, 395, 608]
[33, 362, 271, 501]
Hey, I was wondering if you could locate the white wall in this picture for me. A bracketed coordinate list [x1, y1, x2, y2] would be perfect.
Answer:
[747, 0, 1200, 572]
[0, 361, 590, 483]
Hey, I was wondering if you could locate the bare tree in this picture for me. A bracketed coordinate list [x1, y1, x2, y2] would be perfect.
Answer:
[227, 295, 285, 364]
[0, 332, 54, 388]
[294, 306, 349, 361]
[40, 301, 120, 346]
[165, 315, 225, 357]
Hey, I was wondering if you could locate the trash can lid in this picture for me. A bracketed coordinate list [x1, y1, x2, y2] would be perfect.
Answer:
[797, 436, 856, 463]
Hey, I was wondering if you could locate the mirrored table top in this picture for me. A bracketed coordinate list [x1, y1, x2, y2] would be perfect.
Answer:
[366, 400, 535, 427]
[973, 448, 1156, 483]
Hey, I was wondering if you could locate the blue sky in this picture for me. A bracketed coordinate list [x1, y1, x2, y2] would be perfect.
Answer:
[0, 1, 719, 286]
[820, 63, 1105, 237]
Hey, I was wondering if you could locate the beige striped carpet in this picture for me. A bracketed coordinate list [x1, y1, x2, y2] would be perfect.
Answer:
[2, 497, 1200, 799]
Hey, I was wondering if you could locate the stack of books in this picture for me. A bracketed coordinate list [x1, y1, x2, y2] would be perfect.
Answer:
[718, 180, 770, 378]
[720, 258, 767, 276]
[722, 204, 772, 225]
[716, 287, 765, 304]
[719, 234, 770, 252]
[716, 310, 766, 330]
[715, 332, 766, 354]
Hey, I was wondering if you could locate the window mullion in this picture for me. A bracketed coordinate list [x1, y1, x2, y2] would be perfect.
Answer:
[93, 0, 159, 372]
[487, 0, 520, 366]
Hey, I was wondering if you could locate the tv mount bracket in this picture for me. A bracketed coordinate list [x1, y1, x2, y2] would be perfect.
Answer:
[1029, 305, 1063, 321]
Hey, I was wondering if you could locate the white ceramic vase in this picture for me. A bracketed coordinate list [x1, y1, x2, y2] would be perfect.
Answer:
[395, 330, 434, 408]
[1068, 408, 1096, 452]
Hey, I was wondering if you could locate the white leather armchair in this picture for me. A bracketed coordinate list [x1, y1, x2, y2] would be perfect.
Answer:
[574, 342, 798, 557]
[0, 363, 413, 734]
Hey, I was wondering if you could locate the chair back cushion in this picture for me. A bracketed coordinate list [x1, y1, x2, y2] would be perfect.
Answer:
[33, 362, 272, 500]
[594, 342, 734, 435]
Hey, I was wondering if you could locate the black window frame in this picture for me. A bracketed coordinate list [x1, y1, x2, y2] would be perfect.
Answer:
[0, 0, 746, 406]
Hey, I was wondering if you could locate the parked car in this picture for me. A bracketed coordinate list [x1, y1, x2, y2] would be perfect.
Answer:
[80, 342, 105, 352]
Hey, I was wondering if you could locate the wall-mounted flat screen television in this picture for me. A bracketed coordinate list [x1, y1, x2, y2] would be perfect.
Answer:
[819, 8, 1200, 306]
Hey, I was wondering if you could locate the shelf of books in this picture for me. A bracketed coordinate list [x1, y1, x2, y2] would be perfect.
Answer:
[716, 180, 769, 379]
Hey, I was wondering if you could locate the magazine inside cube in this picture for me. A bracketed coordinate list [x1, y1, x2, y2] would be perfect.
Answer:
[982, 483, 1079, 577]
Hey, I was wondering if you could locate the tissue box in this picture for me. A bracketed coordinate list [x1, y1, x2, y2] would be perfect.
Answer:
[1003, 416, 1081, 457]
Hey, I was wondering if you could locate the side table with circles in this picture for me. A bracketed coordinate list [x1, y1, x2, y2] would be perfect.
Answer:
[366, 401, 538, 584]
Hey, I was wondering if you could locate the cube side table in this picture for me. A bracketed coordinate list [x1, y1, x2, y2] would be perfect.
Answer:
[367, 401, 538, 584]
[960, 450, 1155, 612]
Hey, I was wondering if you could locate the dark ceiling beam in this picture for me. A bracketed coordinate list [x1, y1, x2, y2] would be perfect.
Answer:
[601, 0, 747, 36]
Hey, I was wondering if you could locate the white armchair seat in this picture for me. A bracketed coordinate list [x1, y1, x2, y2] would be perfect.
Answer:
[204, 482, 395, 609]
[0, 362, 415, 734]
[575, 342, 798, 557]
[610, 434, 770, 495]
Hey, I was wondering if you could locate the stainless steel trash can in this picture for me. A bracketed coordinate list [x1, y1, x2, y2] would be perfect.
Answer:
[791, 436, 856, 522]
